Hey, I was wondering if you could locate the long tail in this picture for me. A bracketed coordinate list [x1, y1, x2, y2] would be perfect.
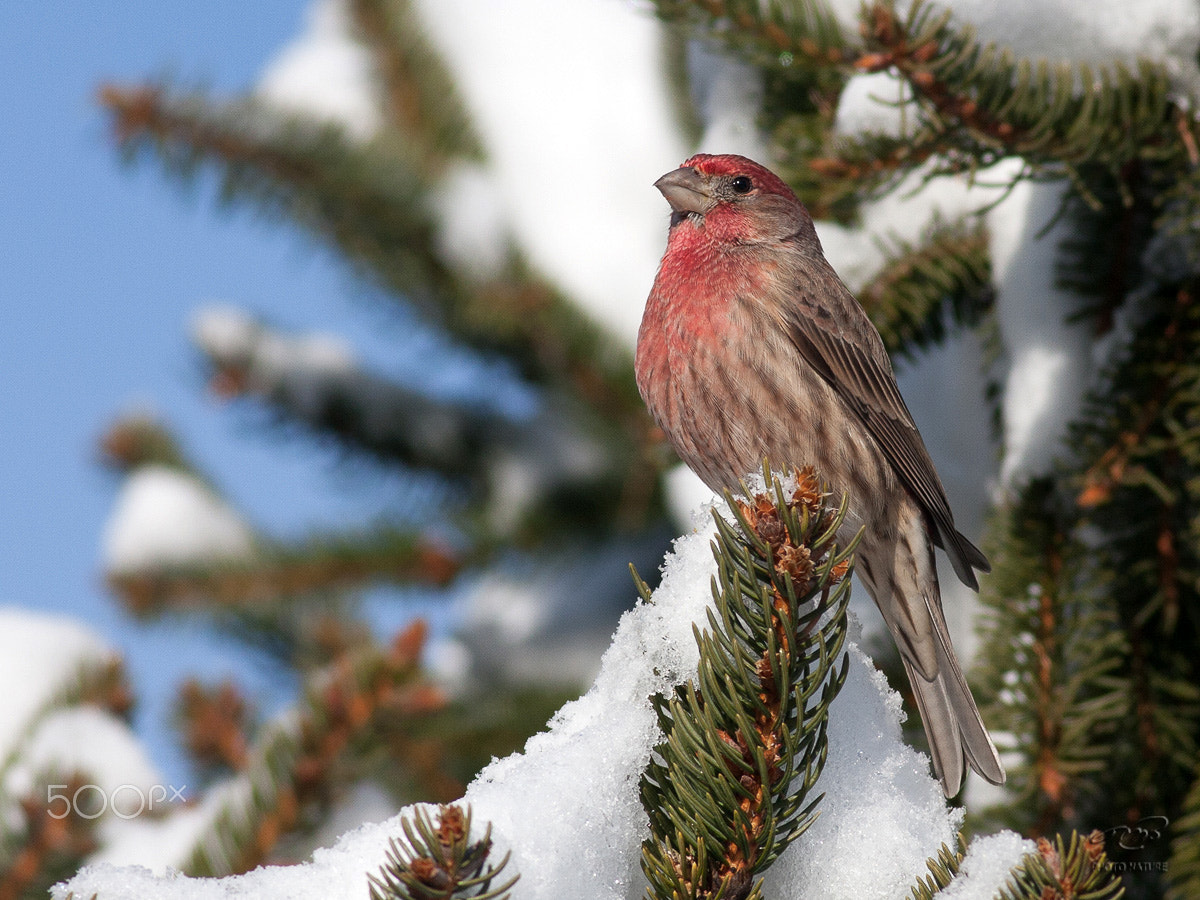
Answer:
[903, 593, 1005, 796]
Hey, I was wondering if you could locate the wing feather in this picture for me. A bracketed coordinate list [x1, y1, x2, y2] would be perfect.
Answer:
[782, 280, 989, 587]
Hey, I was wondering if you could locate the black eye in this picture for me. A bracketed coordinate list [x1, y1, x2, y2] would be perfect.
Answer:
[731, 176, 753, 194]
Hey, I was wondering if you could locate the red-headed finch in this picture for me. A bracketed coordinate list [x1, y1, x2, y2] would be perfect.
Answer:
[635, 153, 1004, 797]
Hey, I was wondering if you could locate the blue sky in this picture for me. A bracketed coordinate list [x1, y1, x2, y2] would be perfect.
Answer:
[0, 2, 448, 784]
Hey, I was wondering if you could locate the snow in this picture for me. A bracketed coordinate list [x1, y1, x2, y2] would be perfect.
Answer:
[987, 178, 1093, 487]
[88, 791, 223, 873]
[4, 707, 164, 818]
[85, 723, 300, 875]
[451, 533, 672, 688]
[940, 832, 1039, 900]
[763, 638, 961, 897]
[101, 465, 256, 573]
[0, 609, 119, 768]
[189, 305, 261, 364]
[429, 162, 513, 280]
[256, 0, 382, 140]
[0, 613, 179, 870]
[191, 305, 356, 389]
[8, 708, 160, 798]
[57, 492, 1030, 899]
[44, 0, 1200, 894]
[822, 0, 1200, 96]
[834, 71, 913, 139]
[411, 0, 688, 347]
[663, 463, 716, 530]
[937, 0, 1200, 97]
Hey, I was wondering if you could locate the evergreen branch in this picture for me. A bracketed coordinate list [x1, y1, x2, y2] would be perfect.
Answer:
[1068, 282, 1200, 823]
[195, 309, 529, 476]
[99, 415, 192, 474]
[648, 0, 855, 219]
[649, 0, 849, 71]
[347, 0, 484, 165]
[176, 679, 252, 777]
[856, 216, 993, 358]
[810, 0, 1190, 201]
[1076, 285, 1192, 508]
[1053, 164, 1154, 334]
[96, 84, 652, 459]
[368, 804, 518, 900]
[906, 833, 966, 900]
[973, 479, 1127, 837]
[0, 657, 131, 795]
[995, 831, 1123, 900]
[640, 463, 855, 899]
[1167, 767, 1200, 900]
[0, 774, 100, 900]
[805, 131, 949, 208]
[182, 623, 445, 876]
[193, 309, 637, 538]
[107, 526, 462, 617]
[98, 83, 451, 305]
[851, 0, 1180, 178]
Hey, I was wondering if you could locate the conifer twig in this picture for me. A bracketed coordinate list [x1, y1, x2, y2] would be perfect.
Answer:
[368, 804, 518, 900]
[96, 84, 652, 451]
[996, 831, 1123, 900]
[182, 622, 447, 876]
[346, 0, 483, 165]
[856, 216, 992, 358]
[108, 528, 462, 617]
[906, 833, 966, 900]
[0, 775, 99, 900]
[639, 463, 855, 899]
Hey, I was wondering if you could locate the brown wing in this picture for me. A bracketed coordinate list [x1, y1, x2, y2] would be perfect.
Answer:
[781, 281, 990, 589]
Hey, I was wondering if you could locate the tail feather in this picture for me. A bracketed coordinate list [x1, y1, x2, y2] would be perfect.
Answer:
[937, 525, 991, 591]
[903, 593, 1005, 796]
[859, 508, 1002, 796]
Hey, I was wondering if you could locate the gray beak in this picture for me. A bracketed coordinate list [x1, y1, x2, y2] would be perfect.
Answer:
[654, 166, 713, 215]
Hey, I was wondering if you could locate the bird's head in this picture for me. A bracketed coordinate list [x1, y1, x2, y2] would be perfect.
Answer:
[654, 153, 815, 246]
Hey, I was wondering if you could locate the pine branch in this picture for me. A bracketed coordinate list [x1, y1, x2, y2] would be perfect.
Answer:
[368, 804, 518, 900]
[648, 0, 855, 220]
[107, 525, 462, 618]
[1067, 283, 1200, 822]
[0, 657, 131, 791]
[192, 309, 636, 538]
[176, 679, 252, 777]
[996, 831, 1123, 900]
[1076, 285, 1196, 509]
[1053, 164, 1154, 335]
[0, 774, 100, 900]
[182, 623, 446, 876]
[973, 479, 1127, 837]
[96, 85, 650, 452]
[906, 833, 966, 900]
[856, 215, 993, 359]
[649, 0, 848, 72]
[859, 0, 1180, 169]
[639, 463, 855, 900]
[1167, 767, 1200, 900]
[809, 0, 1192, 201]
[99, 415, 192, 473]
[99, 83, 450, 299]
[195, 307, 531, 476]
[346, 0, 484, 166]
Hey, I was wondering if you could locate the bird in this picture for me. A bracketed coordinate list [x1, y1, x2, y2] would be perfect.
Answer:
[635, 152, 1004, 796]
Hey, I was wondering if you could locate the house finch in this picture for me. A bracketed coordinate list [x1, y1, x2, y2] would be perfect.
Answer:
[635, 153, 1004, 796]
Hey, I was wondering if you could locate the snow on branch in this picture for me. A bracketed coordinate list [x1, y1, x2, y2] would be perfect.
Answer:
[58, 468, 1036, 900]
